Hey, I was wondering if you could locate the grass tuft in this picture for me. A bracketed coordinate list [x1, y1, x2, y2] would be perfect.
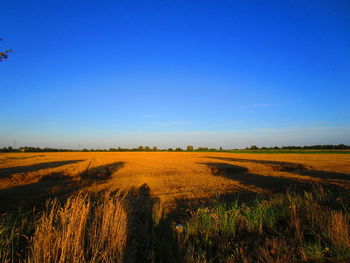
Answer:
[180, 186, 350, 262]
[28, 192, 127, 263]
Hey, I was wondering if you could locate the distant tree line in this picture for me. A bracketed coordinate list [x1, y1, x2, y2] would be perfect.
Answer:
[245, 144, 350, 150]
[0, 146, 75, 152]
[72, 146, 225, 152]
[1, 144, 350, 153]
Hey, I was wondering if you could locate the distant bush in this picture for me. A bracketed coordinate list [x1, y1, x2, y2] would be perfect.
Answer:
[145, 146, 151, 151]
[186, 146, 194, 151]
[249, 145, 259, 150]
[138, 146, 144, 151]
[196, 147, 209, 151]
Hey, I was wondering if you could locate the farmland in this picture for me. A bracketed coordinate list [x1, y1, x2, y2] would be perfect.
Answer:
[1, 152, 350, 262]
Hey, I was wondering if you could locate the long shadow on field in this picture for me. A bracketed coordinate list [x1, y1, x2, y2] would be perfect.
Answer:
[200, 162, 317, 194]
[0, 172, 78, 213]
[171, 162, 350, 224]
[0, 162, 125, 213]
[0, 160, 85, 178]
[123, 184, 182, 263]
[0, 155, 46, 161]
[80, 162, 125, 184]
[204, 156, 350, 183]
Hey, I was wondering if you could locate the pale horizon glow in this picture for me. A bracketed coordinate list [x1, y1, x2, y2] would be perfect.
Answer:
[1, 1, 349, 148]
[1, 125, 349, 149]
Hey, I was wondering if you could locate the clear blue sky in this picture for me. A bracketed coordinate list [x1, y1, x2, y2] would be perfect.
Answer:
[1, 0, 349, 149]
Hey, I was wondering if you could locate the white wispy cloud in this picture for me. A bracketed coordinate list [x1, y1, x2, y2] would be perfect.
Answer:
[90, 130, 114, 134]
[237, 104, 272, 110]
[143, 114, 154, 118]
[212, 122, 240, 127]
[152, 121, 191, 127]
[308, 121, 324, 126]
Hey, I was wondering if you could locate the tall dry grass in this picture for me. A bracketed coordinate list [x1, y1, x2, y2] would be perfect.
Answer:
[0, 211, 34, 263]
[179, 186, 350, 262]
[28, 192, 127, 263]
[1, 185, 350, 262]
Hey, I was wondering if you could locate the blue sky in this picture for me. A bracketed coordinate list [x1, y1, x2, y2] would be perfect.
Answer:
[1, 0, 349, 148]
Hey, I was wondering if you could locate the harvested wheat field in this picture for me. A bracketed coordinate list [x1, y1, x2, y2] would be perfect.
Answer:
[1, 152, 350, 262]
[1, 152, 350, 212]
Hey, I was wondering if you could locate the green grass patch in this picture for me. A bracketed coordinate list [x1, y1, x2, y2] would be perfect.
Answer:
[179, 187, 350, 262]
[1, 186, 350, 262]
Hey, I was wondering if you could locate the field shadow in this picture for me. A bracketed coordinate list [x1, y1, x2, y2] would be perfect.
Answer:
[200, 162, 316, 194]
[123, 184, 157, 262]
[0, 162, 125, 213]
[169, 161, 350, 225]
[0, 172, 78, 213]
[122, 184, 182, 263]
[80, 161, 125, 183]
[0, 160, 85, 178]
[2, 155, 46, 160]
[204, 156, 350, 183]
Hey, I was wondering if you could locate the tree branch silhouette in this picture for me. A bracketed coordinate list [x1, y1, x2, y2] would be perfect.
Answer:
[0, 38, 12, 62]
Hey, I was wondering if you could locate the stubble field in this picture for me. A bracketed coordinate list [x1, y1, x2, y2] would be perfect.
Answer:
[1, 152, 350, 212]
[1, 152, 350, 262]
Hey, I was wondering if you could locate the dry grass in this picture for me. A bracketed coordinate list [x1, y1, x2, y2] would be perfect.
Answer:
[0, 152, 350, 262]
[29, 191, 127, 263]
[328, 211, 350, 249]
[180, 186, 350, 262]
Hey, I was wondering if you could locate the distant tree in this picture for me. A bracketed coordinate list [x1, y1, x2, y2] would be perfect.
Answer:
[145, 146, 151, 151]
[167, 148, 174, 151]
[249, 145, 259, 150]
[152, 146, 158, 151]
[0, 146, 13, 152]
[187, 145, 194, 151]
[138, 146, 144, 151]
[0, 39, 12, 62]
[196, 147, 209, 151]
[175, 147, 183, 151]
[219, 146, 223, 151]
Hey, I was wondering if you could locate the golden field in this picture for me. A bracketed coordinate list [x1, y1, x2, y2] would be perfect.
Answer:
[1, 151, 350, 213]
[1, 152, 350, 262]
